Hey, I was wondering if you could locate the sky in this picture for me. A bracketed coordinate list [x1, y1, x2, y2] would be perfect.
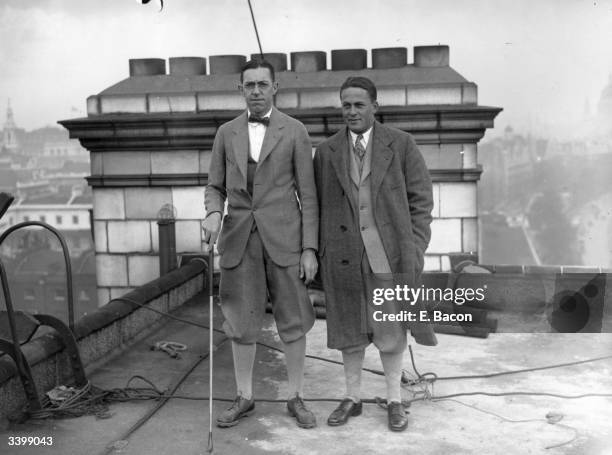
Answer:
[1, 0, 612, 138]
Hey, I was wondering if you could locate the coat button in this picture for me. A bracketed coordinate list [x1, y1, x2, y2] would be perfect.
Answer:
[340, 225, 347, 232]
[360, 226, 366, 231]
[341, 259, 349, 265]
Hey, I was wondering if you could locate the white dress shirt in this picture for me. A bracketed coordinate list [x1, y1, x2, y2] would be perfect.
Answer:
[247, 108, 272, 162]
[349, 126, 373, 152]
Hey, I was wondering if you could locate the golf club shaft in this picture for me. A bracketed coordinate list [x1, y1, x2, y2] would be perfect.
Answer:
[207, 248, 214, 453]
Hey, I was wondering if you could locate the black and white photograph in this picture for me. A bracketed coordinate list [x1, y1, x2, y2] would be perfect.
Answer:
[1, 1, 611, 454]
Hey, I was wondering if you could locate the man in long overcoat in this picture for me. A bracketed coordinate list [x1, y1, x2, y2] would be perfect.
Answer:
[314, 76, 436, 432]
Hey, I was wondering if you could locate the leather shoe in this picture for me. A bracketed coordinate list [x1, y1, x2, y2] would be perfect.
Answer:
[387, 401, 408, 432]
[327, 399, 362, 426]
[287, 395, 317, 429]
[216, 396, 255, 428]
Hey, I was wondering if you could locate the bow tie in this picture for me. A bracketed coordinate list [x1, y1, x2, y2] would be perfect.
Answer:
[248, 115, 270, 126]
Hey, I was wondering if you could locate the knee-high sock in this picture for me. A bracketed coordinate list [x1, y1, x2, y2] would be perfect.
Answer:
[380, 351, 403, 404]
[342, 348, 365, 402]
[232, 341, 256, 400]
[282, 336, 306, 399]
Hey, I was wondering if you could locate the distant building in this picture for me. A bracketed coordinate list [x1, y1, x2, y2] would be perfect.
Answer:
[1, 100, 20, 154]
[574, 193, 612, 267]
[479, 110, 612, 266]
[1, 102, 88, 178]
[479, 128, 544, 214]
[597, 74, 612, 135]
[0, 102, 92, 243]
[0, 102, 96, 317]
[1, 187, 93, 258]
[4, 248, 97, 320]
[36, 140, 89, 170]
[0, 169, 18, 193]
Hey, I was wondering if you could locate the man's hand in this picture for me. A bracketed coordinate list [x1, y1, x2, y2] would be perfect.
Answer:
[299, 248, 318, 285]
[201, 212, 221, 252]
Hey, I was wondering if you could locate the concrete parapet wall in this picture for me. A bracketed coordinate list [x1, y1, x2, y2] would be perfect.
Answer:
[0, 260, 206, 422]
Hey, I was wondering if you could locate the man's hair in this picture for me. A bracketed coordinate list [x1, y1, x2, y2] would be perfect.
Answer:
[240, 58, 275, 83]
[340, 76, 377, 102]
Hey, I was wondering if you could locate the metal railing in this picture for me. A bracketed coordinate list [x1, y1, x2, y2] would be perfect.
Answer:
[0, 220, 75, 330]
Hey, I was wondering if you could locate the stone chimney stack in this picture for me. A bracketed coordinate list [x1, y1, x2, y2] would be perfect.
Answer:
[61, 45, 501, 304]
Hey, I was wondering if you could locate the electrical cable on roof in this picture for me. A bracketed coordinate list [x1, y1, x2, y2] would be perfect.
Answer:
[32, 295, 612, 410]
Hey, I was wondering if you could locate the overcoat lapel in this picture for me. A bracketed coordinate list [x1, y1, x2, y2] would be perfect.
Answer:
[231, 112, 249, 188]
[370, 123, 394, 205]
[329, 128, 356, 216]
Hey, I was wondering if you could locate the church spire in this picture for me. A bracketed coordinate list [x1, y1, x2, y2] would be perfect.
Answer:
[2, 99, 19, 152]
[4, 99, 16, 127]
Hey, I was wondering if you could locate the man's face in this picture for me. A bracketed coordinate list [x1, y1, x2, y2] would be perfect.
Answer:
[341, 87, 378, 134]
[240, 67, 278, 117]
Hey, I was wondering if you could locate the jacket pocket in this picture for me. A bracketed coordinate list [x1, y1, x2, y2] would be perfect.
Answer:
[317, 242, 326, 258]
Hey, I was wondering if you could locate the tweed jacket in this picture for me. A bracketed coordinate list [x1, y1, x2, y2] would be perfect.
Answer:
[205, 107, 318, 268]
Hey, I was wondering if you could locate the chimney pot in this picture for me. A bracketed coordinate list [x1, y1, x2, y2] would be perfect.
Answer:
[331, 49, 367, 71]
[169, 57, 207, 76]
[249, 53, 288, 72]
[129, 58, 166, 76]
[372, 47, 407, 69]
[290, 51, 327, 72]
[413, 45, 450, 67]
[209, 55, 247, 75]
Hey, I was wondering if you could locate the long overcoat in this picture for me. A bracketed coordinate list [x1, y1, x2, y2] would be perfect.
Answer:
[313, 122, 437, 348]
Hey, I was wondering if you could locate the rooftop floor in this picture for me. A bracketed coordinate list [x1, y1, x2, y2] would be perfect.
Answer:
[3, 293, 612, 455]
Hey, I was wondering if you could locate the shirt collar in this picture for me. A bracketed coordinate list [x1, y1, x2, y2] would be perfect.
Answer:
[349, 126, 373, 147]
[247, 108, 272, 119]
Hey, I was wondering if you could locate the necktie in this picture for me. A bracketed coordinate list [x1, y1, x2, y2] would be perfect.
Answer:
[354, 134, 366, 161]
[248, 115, 270, 126]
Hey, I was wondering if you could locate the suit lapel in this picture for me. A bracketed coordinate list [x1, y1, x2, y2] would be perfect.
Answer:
[257, 107, 284, 170]
[231, 112, 249, 186]
[370, 122, 395, 204]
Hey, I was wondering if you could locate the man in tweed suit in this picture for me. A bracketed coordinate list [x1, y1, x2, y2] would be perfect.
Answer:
[203, 59, 319, 429]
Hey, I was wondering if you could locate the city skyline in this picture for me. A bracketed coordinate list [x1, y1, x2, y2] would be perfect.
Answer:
[1, 0, 612, 137]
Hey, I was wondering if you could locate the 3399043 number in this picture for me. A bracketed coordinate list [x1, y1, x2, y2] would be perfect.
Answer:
[7, 436, 53, 446]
